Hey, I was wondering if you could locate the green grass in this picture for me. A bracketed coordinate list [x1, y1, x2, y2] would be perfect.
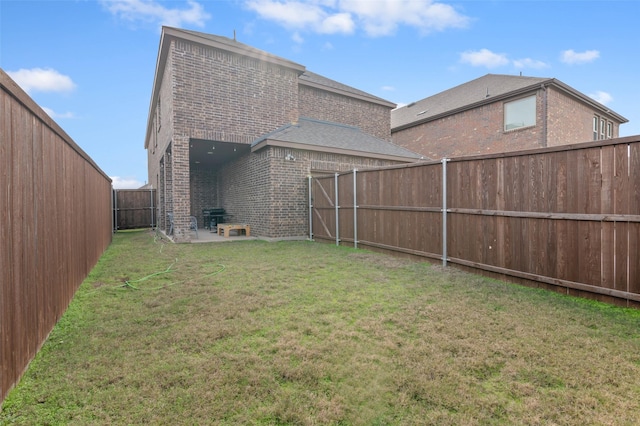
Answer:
[2, 229, 640, 425]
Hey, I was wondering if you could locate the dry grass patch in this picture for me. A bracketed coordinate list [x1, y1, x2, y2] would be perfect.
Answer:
[2, 229, 640, 425]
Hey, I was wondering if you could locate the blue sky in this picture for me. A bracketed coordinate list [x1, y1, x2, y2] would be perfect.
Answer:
[2, 0, 638, 188]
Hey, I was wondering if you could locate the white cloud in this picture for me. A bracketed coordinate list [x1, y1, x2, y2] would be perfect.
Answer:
[513, 58, 549, 70]
[561, 49, 600, 65]
[588, 90, 613, 105]
[244, 0, 354, 34]
[321, 12, 354, 34]
[100, 0, 210, 28]
[244, 0, 469, 36]
[42, 107, 76, 119]
[381, 85, 395, 91]
[322, 41, 334, 50]
[340, 0, 470, 36]
[7, 68, 76, 94]
[460, 49, 509, 68]
[292, 31, 304, 44]
[111, 176, 145, 189]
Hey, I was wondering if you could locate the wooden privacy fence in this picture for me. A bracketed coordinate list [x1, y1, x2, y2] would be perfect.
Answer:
[113, 189, 156, 231]
[310, 135, 640, 307]
[1, 70, 113, 404]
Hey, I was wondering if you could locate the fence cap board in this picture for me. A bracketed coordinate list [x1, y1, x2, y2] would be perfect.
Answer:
[447, 135, 640, 163]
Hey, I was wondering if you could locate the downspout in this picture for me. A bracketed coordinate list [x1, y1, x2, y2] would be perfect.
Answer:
[541, 83, 548, 147]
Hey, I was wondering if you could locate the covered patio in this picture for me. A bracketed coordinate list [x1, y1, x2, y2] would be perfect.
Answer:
[157, 138, 252, 243]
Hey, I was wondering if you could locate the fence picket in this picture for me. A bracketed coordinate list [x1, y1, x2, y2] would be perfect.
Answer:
[311, 136, 640, 308]
[1, 70, 112, 404]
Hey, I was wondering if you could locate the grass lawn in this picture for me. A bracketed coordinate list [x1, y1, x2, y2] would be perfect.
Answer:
[2, 229, 640, 425]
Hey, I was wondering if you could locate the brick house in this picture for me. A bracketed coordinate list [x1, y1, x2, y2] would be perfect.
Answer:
[391, 73, 628, 159]
[144, 27, 420, 242]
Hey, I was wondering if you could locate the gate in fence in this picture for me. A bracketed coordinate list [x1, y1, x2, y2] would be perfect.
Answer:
[309, 136, 640, 307]
[112, 189, 156, 231]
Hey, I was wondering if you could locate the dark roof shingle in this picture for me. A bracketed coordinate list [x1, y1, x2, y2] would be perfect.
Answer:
[300, 71, 396, 107]
[392, 74, 549, 130]
[253, 117, 422, 160]
[391, 73, 627, 130]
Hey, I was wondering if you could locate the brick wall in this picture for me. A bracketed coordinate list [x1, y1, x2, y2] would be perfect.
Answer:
[392, 90, 545, 159]
[146, 34, 404, 240]
[147, 52, 175, 233]
[171, 39, 300, 143]
[299, 85, 392, 141]
[393, 86, 623, 160]
[218, 151, 273, 236]
[217, 147, 406, 238]
[189, 165, 218, 227]
[171, 135, 191, 242]
[546, 86, 620, 146]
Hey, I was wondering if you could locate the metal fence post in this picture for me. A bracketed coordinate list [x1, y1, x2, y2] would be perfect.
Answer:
[335, 172, 340, 246]
[353, 169, 358, 249]
[442, 158, 449, 267]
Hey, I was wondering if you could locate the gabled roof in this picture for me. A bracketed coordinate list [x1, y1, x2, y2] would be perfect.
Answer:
[145, 26, 396, 148]
[391, 73, 628, 131]
[252, 117, 422, 162]
[145, 27, 306, 149]
[300, 71, 396, 108]
[175, 28, 306, 71]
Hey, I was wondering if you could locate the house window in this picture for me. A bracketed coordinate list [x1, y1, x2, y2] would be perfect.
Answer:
[504, 95, 536, 131]
[600, 119, 605, 140]
[607, 122, 612, 139]
[593, 116, 599, 140]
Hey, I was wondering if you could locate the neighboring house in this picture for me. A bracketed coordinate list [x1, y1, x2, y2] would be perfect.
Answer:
[144, 27, 420, 242]
[391, 74, 628, 159]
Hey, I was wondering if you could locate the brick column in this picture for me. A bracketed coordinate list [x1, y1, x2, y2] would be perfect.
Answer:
[171, 135, 191, 242]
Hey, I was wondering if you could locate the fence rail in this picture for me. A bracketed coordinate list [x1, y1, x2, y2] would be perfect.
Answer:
[310, 136, 640, 308]
[1, 70, 113, 404]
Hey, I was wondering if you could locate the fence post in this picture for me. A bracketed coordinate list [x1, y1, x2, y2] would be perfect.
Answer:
[150, 189, 155, 228]
[353, 169, 358, 249]
[308, 176, 313, 241]
[113, 188, 118, 232]
[442, 158, 449, 267]
[112, 187, 116, 233]
[335, 172, 340, 246]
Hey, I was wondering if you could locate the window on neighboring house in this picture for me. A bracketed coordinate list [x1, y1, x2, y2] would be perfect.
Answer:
[504, 95, 536, 131]
[607, 122, 612, 139]
[593, 116, 599, 140]
[600, 118, 605, 140]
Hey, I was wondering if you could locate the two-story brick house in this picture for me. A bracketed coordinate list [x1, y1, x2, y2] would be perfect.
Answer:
[391, 74, 628, 159]
[144, 27, 420, 242]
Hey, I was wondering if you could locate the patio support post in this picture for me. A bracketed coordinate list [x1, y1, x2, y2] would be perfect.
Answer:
[353, 169, 358, 249]
[442, 158, 449, 267]
[171, 136, 191, 242]
[335, 172, 339, 246]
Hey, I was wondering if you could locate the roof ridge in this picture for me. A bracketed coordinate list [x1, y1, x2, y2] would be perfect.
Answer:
[300, 70, 396, 108]
[251, 122, 296, 147]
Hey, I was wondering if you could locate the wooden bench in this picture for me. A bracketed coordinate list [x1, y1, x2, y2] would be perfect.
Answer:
[217, 223, 250, 238]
